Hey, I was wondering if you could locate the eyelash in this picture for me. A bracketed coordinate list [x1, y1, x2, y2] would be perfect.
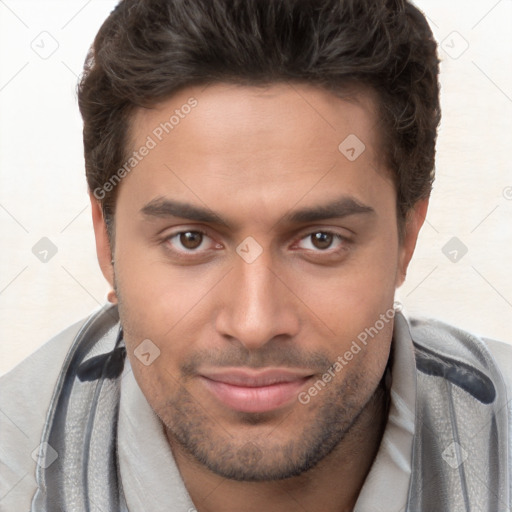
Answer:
[162, 228, 350, 259]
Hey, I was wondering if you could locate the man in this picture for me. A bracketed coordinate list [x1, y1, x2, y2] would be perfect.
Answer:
[1, 0, 510, 510]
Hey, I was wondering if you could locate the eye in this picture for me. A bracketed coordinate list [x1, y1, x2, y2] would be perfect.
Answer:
[297, 231, 347, 252]
[165, 230, 217, 253]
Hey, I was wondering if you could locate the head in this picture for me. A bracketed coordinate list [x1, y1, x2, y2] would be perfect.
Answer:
[81, 0, 439, 481]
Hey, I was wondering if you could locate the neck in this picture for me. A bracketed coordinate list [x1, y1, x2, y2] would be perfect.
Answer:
[166, 379, 389, 512]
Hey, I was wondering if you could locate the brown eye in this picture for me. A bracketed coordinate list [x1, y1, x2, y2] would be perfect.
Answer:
[310, 232, 334, 250]
[163, 229, 222, 260]
[179, 231, 203, 249]
[296, 231, 347, 254]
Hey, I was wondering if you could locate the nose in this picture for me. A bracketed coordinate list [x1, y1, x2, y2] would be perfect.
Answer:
[215, 249, 300, 351]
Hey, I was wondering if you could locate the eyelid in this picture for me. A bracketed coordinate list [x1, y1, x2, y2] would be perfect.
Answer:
[292, 229, 351, 252]
[162, 227, 220, 254]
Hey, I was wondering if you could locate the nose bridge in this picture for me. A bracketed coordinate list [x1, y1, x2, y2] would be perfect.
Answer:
[216, 248, 299, 349]
[238, 253, 275, 317]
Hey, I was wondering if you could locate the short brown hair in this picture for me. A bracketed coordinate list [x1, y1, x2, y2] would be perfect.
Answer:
[78, 0, 440, 241]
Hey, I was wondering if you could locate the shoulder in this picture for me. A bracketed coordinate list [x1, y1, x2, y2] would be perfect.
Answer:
[403, 315, 512, 504]
[0, 311, 95, 509]
[482, 337, 512, 391]
[406, 314, 511, 392]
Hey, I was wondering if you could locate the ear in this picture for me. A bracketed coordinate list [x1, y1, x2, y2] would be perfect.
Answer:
[89, 191, 115, 291]
[396, 198, 429, 288]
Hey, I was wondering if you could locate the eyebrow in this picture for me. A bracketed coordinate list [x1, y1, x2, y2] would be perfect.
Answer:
[282, 196, 375, 224]
[140, 195, 375, 228]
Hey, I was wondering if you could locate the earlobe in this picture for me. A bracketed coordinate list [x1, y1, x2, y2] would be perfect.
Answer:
[89, 191, 115, 291]
[396, 198, 429, 288]
[107, 289, 118, 304]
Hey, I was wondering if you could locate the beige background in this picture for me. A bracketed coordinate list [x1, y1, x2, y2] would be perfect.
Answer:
[1, 0, 511, 375]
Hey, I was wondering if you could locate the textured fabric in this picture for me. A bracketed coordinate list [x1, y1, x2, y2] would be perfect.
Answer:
[30, 305, 128, 511]
[407, 317, 511, 512]
[0, 317, 87, 510]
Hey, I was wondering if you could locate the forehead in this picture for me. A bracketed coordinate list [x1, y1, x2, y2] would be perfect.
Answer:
[118, 82, 394, 226]
[131, 82, 381, 166]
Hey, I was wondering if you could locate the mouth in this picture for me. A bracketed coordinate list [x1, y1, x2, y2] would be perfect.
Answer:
[198, 368, 314, 413]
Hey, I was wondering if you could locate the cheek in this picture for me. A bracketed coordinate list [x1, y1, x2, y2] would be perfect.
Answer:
[117, 285, 189, 411]
[296, 243, 398, 335]
[288, 239, 398, 373]
[309, 281, 395, 372]
[115, 262, 220, 391]
[115, 250, 216, 332]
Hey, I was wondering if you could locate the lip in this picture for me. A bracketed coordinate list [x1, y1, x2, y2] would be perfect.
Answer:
[199, 368, 313, 413]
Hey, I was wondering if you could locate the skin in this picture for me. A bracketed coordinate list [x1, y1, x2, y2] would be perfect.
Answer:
[90, 82, 427, 512]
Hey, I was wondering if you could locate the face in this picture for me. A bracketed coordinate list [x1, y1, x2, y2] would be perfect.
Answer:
[91, 82, 426, 481]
